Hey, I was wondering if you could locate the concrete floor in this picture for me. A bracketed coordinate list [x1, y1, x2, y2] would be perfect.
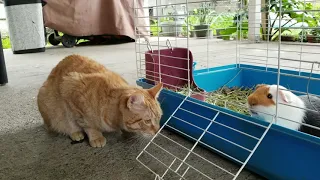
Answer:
[0, 41, 279, 180]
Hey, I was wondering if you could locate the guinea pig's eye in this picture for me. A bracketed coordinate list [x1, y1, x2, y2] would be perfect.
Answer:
[267, 93, 273, 99]
[144, 119, 152, 124]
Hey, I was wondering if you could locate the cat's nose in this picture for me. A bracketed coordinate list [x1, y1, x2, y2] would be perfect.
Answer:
[151, 125, 159, 135]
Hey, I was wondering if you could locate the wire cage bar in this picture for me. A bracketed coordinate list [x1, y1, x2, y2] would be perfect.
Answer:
[134, 0, 320, 179]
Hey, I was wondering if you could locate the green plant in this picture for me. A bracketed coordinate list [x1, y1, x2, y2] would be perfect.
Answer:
[219, 9, 249, 40]
[298, 30, 308, 42]
[219, 22, 248, 40]
[261, 0, 317, 41]
[306, 3, 320, 41]
[210, 13, 235, 35]
[282, 31, 291, 36]
[313, 4, 320, 21]
[160, 12, 175, 22]
[181, 3, 216, 37]
[310, 29, 320, 35]
[308, 28, 320, 41]
[193, 2, 216, 25]
[182, 14, 199, 36]
[150, 19, 160, 36]
[1, 37, 11, 49]
[149, 11, 177, 37]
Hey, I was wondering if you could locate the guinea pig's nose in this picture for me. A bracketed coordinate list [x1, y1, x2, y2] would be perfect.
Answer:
[248, 96, 257, 107]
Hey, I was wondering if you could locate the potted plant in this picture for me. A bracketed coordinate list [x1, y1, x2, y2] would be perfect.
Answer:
[159, 14, 178, 36]
[298, 30, 308, 42]
[215, 28, 223, 37]
[218, 9, 249, 40]
[182, 13, 198, 37]
[212, 15, 233, 38]
[280, 31, 296, 42]
[160, 10, 185, 37]
[307, 29, 320, 43]
[192, 3, 215, 37]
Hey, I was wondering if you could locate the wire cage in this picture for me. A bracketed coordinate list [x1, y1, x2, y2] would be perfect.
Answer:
[134, 0, 320, 179]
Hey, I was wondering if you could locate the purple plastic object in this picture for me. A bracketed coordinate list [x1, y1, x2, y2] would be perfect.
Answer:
[145, 47, 197, 91]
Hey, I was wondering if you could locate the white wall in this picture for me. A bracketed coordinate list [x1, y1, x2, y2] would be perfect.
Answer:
[147, 0, 238, 17]
[0, 4, 6, 19]
[0, 4, 9, 37]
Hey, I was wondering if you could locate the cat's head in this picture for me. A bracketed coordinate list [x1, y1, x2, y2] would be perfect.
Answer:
[120, 83, 163, 137]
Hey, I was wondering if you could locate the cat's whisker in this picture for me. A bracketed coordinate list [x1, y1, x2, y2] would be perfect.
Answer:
[137, 134, 152, 147]
[124, 133, 143, 146]
[128, 136, 141, 143]
[127, 135, 145, 149]
[135, 136, 145, 149]
[123, 134, 138, 142]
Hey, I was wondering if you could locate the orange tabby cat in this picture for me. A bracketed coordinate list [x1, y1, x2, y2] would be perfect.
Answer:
[37, 54, 163, 148]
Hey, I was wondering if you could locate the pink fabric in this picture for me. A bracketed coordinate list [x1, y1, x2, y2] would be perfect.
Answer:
[43, 0, 148, 39]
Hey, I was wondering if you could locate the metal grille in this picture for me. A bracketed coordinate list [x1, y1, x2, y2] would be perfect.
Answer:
[134, 0, 320, 179]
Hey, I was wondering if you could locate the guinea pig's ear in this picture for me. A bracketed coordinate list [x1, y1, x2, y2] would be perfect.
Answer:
[255, 84, 266, 90]
[279, 90, 292, 103]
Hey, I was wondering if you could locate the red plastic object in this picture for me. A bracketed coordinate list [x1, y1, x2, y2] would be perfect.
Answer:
[145, 47, 195, 91]
[191, 93, 206, 101]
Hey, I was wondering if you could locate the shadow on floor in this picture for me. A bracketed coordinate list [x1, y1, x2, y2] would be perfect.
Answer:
[0, 125, 153, 180]
[0, 123, 265, 180]
[76, 35, 135, 47]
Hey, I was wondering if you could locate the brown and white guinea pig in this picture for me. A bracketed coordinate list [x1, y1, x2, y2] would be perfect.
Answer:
[247, 84, 320, 137]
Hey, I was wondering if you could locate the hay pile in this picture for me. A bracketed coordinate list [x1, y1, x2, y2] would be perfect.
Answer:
[175, 85, 254, 115]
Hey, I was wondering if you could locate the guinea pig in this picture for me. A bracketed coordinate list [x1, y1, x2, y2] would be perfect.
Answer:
[247, 84, 320, 137]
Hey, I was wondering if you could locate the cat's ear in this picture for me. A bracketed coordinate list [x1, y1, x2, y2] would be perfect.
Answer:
[127, 93, 146, 112]
[148, 82, 163, 99]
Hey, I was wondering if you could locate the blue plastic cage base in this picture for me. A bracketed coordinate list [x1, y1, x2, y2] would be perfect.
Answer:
[137, 64, 320, 180]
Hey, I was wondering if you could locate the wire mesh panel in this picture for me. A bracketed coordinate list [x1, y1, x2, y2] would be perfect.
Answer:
[134, 0, 320, 179]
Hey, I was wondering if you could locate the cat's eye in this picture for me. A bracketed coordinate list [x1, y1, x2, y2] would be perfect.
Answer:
[144, 119, 152, 124]
[267, 93, 273, 99]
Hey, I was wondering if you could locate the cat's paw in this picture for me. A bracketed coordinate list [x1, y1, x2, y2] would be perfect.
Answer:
[70, 131, 85, 141]
[89, 136, 106, 148]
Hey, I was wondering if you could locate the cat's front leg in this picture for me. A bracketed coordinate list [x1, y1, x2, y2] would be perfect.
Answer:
[84, 128, 106, 148]
[70, 131, 85, 142]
